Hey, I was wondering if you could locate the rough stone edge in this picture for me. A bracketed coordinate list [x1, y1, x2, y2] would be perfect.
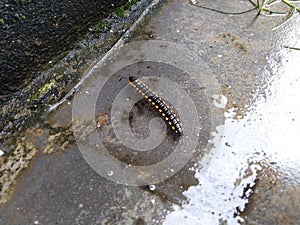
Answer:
[0, 0, 163, 205]
[48, 0, 163, 112]
[0, 0, 158, 149]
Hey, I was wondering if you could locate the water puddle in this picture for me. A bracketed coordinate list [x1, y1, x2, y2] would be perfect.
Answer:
[164, 44, 300, 224]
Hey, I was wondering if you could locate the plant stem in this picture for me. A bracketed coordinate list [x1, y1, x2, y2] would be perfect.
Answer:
[189, 1, 257, 15]
[282, 0, 300, 12]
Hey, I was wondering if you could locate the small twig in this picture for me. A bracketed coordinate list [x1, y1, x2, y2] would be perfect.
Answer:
[284, 45, 300, 50]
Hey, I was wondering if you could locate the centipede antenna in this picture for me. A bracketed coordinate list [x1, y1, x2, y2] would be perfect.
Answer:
[119, 76, 128, 82]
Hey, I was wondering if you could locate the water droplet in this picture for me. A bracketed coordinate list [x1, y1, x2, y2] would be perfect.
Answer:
[149, 184, 156, 191]
[125, 164, 132, 169]
[107, 171, 114, 176]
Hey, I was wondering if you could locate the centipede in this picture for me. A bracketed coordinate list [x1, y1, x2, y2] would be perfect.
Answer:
[126, 76, 183, 136]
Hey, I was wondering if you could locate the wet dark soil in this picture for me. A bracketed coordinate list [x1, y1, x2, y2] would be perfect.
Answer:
[0, 0, 128, 97]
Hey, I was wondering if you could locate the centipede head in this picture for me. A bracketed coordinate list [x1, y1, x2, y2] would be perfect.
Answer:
[129, 76, 137, 82]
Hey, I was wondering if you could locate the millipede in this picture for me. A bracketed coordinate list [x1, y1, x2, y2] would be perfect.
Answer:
[126, 75, 183, 136]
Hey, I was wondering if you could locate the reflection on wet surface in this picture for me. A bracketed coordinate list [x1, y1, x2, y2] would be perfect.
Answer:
[165, 40, 300, 225]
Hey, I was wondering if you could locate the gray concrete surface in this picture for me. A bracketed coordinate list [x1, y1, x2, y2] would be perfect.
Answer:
[1, 0, 300, 224]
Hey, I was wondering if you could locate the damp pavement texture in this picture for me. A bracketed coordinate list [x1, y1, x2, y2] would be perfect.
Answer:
[1, 0, 300, 224]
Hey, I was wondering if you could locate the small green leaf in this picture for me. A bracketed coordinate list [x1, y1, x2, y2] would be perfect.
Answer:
[272, 7, 296, 30]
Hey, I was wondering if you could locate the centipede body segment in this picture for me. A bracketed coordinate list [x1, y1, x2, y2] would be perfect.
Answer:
[128, 76, 183, 136]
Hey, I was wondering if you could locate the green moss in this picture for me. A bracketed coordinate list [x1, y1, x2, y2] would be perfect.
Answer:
[43, 50, 70, 71]
[31, 79, 56, 101]
[94, 20, 105, 32]
[52, 51, 69, 65]
[0, 19, 4, 25]
[115, 0, 139, 17]
[115, 6, 126, 16]
[20, 14, 26, 20]
[15, 13, 26, 21]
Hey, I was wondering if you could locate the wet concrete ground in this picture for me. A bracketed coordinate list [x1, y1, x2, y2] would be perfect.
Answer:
[1, 0, 300, 224]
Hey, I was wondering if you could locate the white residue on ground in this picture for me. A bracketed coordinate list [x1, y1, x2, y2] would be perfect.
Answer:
[164, 47, 300, 225]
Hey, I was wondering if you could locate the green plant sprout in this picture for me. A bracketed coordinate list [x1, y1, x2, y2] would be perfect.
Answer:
[190, 0, 300, 29]
[190, 0, 300, 49]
